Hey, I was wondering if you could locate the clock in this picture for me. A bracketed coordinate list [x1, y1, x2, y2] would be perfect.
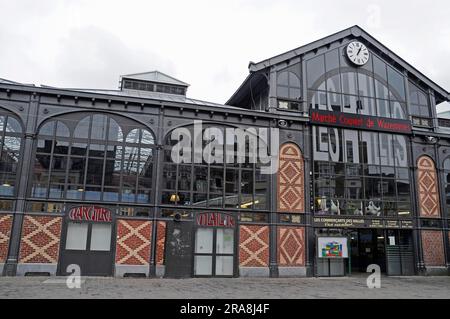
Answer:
[346, 41, 370, 66]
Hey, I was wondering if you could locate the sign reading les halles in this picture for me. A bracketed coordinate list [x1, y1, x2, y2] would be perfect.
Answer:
[310, 109, 412, 134]
[196, 212, 235, 228]
[69, 206, 112, 222]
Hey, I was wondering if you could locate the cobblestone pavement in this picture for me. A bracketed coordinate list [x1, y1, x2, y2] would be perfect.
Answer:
[0, 275, 449, 299]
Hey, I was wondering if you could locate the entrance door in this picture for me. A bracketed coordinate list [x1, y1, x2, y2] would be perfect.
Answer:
[59, 221, 114, 276]
[194, 227, 235, 277]
[386, 230, 414, 275]
[164, 221, 193, 278]
[350, 229, 386, 273]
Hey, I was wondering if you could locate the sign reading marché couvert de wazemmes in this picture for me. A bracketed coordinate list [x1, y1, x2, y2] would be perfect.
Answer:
[310, 109, 412, 134]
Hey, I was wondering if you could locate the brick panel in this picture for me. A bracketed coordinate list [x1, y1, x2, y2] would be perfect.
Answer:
[115, 219, 152, 265]
[277, 226, 305, 267]
[417, 156, 440, 217]
[239, 225, 269, 267]
[19, 215, 62, 264]
[421, 230, 445, 267]
[278, 143, 305, 213]
[156, 221, 166, 265]
[0, 214, 13, 263]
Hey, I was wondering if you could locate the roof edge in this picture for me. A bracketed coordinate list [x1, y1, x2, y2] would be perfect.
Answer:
[120, 70, 190, 87]
[247, 25, 449, 100]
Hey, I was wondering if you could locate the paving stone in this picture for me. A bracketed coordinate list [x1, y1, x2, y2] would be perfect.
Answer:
[0, 275, 449, 299]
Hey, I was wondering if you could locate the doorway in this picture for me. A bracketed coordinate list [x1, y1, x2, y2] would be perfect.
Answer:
[59, 220, 114, 276]
[349, 229, 386, 273]
[194, 227, 235, 277]
[164, 220, 193, 278]
[385, 230, 414, 275]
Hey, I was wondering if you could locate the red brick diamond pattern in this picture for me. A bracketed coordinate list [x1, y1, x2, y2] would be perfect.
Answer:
[421, 230, 445, 267]
[278, 226, 305, 266]
[156, 221, 166, 265]
[0, 214, 12, 263]
[278, 143, 304, 213]
[115, 219, 152, 265]
[417, 156, 440, 217]
[19, 215, 62, 264]
[239, 225, 269, 267]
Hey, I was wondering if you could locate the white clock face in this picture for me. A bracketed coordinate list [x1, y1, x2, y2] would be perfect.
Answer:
[346, 41, 370, 66]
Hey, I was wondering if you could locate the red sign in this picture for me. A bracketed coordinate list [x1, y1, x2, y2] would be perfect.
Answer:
[310, 109, 412, 134]
[196, 212, 235, 228]
[68, 206, 112, 222]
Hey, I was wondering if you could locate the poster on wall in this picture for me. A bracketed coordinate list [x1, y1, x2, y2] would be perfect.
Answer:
[317, 237, 348, 258]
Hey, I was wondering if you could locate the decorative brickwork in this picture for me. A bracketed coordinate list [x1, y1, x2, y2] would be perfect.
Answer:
[156, 221, 166, 265]
[239, 225, 269, 267]
[277, 226, 305, 266]
[278, 143, 304, 213]
[417, 156, 440, 217]
[115, 219, 152, 265]
[421, 230, 445, 267]
[19, 215, 62, 264]
[0, 214, 13, 263]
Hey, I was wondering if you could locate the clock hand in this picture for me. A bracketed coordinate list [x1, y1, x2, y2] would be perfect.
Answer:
[357, 47, 362, 56]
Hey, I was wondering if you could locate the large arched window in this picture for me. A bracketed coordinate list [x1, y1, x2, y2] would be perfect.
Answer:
[306, 46, 407, 120]
[161, 124, 269, 215]
[0, 113, 23, 196]
[32, 113, 155, 203]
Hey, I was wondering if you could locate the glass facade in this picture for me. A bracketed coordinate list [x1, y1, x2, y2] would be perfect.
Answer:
[0, 113, 22, 196]
[306, 43, 418, 220]
[306, 47, 409, 120]
[1, 29, 450, 279]
[32, 113, 155, 203]
[161, 124, 269, 211]
[443, 158, 450, 218]
[408, 81, 432, 127]
[313, 127, 411, 218]
[277, 63, 302, 111]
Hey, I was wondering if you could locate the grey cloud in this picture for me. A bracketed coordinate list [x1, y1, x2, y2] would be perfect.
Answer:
[0, 0, 448, 107]
[51, 26, 176, 89]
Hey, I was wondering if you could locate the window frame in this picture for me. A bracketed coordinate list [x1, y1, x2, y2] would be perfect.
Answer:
[31, 113, 156, 204]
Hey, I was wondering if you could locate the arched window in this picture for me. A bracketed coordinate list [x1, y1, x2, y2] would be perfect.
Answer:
[0, 113, 23, 196]
[161, 124, 269, 217]
[32, 113, 155, 203]
[305, 47, 408, 120]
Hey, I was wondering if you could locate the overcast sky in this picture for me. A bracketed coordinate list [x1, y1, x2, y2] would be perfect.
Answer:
[0, 0, 449, 110]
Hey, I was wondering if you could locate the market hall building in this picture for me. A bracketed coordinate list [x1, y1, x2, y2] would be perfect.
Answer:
[0, 25, 449, 278]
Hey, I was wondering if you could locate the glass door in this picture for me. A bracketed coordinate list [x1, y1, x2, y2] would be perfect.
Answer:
[194, 227, 234, 277]
[194, 228, 214, 276]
